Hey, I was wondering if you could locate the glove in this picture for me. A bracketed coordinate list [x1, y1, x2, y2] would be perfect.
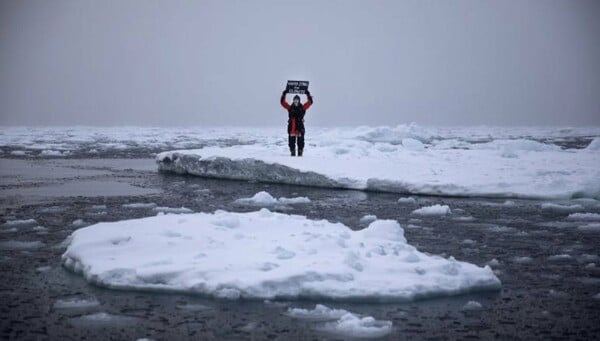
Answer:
[305, 90, 311, 96]
[282, 89, 288, 95]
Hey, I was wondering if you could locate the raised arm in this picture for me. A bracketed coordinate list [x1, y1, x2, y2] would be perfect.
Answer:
[280, 90, 291, 110]
[303, 90, 313, 110]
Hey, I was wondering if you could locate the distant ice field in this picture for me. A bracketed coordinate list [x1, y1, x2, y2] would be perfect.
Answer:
[2, 125, 599, 199]
[1, 124, 599, 157]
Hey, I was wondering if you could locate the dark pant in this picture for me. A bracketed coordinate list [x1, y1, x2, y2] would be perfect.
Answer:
[288, 135, 304, 151]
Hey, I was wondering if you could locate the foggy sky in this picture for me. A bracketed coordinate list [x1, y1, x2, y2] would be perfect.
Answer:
[1, 0, 599, 127]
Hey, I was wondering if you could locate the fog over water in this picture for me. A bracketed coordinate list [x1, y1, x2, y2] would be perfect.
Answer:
[1, 0, 599, 127]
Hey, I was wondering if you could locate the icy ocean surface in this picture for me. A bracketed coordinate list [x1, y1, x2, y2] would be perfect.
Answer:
[151, 125, 600, 200]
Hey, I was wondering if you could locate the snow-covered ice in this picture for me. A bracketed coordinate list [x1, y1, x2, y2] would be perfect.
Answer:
[152, 206, 193, 214]
[286, 304, 350, 320]
[318, 312, 393, 338]
[123, 203, 158, 209]
[359, 215, 378, 224]
[286, 304, 392, 338]
[461, 300, 483, 311]
[234, 191, 310, 206]
[155, 125, 600, 200]
[541, 203, 583, 213]
[2, 219, 38, 227]
[397, 197, 417, 204]
[62, 209, 500, 301]
[412, 204, 451, 216]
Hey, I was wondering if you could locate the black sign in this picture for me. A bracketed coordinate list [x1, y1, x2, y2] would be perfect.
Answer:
[286, 80, 309, 94]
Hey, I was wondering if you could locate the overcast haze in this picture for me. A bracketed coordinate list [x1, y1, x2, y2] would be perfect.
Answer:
[1, 0, 599, 127]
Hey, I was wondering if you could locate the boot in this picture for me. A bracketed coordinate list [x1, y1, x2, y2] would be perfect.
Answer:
[290, 149, 296, 157]
[298, 149, 303, 157]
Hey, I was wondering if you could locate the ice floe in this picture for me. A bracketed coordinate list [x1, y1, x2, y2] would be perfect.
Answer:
[411, 204, 451, 216]
[397, 197, 417, 204]
[286, 304, 392, 338]
[541, 203, 583, 213]
[359, 215, 377, 224]
[156, 126, 600, 199]
[62, 209, 500, 301]
[461, 300, 483, 311]
[123, 202, 158, 209]
[234, 191, 310, 206]
[152, 206, 193, 214]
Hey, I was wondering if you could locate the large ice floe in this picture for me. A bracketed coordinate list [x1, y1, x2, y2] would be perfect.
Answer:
[62, 209, 500, 301]
[156, 125, 600, 199]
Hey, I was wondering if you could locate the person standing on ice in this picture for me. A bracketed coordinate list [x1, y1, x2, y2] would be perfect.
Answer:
[280, 89, 313, 156]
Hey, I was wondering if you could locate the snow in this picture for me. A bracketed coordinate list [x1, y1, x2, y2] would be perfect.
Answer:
[548, 254, 572, 261]
[359, 215, 377, 224]
[122, 203, 157, 209]
[319, 312, 393, 338]
[53, 297, 100, 309]
[286, 304, 392, 338]
[397, 197, 417, 204]
[0, 240, 45, 250]
[412, 204, 451, 216]
[40, 149, 69, 157]
[541, 203, 583, 213]
[154, 125, 600, 200]
[286, 304, 350, 320]
[62, 209, 500, 301]
[234, 191, 311, 206]
[2, 219, 37, 227]
[72, 219, 88, 227]
[566, 213, 600, 221]
[152, 206, 193, 214]
[461, 300, 483, 311]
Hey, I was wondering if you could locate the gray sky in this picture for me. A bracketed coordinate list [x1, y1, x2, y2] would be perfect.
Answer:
[1, 0, 599, 127]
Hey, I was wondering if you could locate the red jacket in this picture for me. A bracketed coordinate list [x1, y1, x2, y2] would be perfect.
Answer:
[280, 93, 313, 135]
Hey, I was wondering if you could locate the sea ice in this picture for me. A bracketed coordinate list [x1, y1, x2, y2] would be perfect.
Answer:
[541, 203, 583, 213]
[359, 215, 377, 224]
[62, 209, 500, 301]
[234, 191, 310, 206]
[156, 126, 600, 199]
[152, 206, 193, 214]
[286, 304, 350, 320]
[287, 304, 393, 339]
[318, 312, 393, 339]
[397, 197, 417, 204]
[2, 219, 37, 227]
[412, 204, 451, 216]
[461, 300, 483, 311]
[122, 203, 158, 209]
